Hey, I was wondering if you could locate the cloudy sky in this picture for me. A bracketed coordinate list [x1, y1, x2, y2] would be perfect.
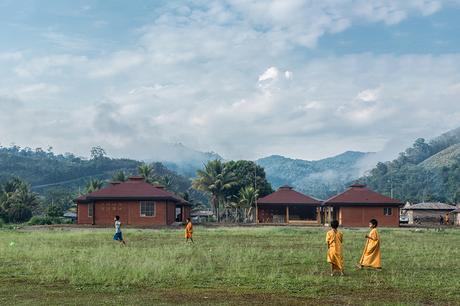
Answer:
[1, 0, 460, 161]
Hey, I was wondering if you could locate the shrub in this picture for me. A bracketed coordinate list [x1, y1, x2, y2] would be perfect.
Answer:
[46, 204, 63, 218]
[0, 218, 4, 228]
[8, 204, 32, 223]
[28, 216, 53, 225]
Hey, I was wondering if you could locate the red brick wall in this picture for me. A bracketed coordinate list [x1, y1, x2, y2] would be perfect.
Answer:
[77, 203, 93, 224]
[77, 200, 175, 226]
[339, 206, 400, 227]
[166, 201, 176, 224]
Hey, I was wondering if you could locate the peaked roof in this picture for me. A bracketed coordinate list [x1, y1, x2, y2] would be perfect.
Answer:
[405, 202, 456, 210]
[323, 184, 402, 206]
[258, 185, 321, 205]
[75, 176, 187, 204]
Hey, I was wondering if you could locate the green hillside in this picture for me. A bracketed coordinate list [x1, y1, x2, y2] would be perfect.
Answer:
[419, 143, 460, 170]
[0, 146, 206, 213]
[361, 127, 460, 203]
[257, 151, 371, 199]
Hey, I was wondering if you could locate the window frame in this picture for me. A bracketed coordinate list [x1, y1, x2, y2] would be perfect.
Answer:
[88, 203, 93, 218]
[383, 207, 393, 216]
[140, 201, 155, 217]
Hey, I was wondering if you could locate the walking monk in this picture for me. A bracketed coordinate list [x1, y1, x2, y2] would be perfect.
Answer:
[326, 220, 344, 276]
[358, 219, 381, 270]
[185, 218, 194, 243]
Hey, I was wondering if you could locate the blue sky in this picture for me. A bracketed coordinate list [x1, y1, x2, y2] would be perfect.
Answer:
[1, 0, 460, 162]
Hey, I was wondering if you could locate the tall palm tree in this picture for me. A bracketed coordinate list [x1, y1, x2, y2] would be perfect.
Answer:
[238, 186, 259, 223]
[85, 178, 104, 194]
[192, 160, 236, 222]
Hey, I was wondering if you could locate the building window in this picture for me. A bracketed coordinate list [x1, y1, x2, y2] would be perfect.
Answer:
[88, 203, 93, 218]
[384, 207, 392, 216]
[140, 201, 155, 217]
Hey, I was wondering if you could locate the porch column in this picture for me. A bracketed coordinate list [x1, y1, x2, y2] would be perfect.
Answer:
[286, 205, 289, 223]
[92, 202, 95, 225]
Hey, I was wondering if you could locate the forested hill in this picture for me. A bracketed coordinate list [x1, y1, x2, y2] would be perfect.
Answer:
[257, 151, 372, 200]
[0, 146, 194, 199]
[360, 127, 460, 203]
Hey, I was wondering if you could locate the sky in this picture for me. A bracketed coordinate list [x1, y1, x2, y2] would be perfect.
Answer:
[1, 0, 460, 161]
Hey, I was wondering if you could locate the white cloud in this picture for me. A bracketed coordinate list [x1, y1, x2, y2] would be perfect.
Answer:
[1, 1, 460, 161]
[356, 86, 382, 102]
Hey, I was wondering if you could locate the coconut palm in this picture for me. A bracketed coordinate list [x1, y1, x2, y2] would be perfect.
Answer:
[85, 178, 104, 194]
[192, 160, 236, 221]
[137, 164, 154, 181]
[238, 186, 259, 223]
[112, 170, 127, 182]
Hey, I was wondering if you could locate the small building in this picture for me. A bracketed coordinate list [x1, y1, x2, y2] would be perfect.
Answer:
[402, 202, 456, 225]
[75, 176, 190, 226]
[449, 207, 460, 226]
[257, 185, 322, 224]
[323, 184, 402, 227]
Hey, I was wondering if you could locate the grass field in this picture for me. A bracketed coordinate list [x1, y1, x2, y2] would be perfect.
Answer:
[0, 226, 459, 306]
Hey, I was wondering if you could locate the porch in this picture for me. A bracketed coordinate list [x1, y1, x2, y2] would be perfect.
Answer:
[257, 204, 320, 224]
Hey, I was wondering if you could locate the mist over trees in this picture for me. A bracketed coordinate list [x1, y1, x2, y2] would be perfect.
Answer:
[360, 128, 460, 203]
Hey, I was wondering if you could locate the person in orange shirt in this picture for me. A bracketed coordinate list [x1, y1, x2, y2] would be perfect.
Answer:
[326, 220, 344, 276]
[185, 218, 194, 243]
[357, 219, 381, 270]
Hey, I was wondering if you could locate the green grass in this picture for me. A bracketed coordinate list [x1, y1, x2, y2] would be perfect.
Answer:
[0, 227, 459, 305]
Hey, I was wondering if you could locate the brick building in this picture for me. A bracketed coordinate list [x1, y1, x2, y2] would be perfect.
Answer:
[257, 185, 322, 224]
[322, 184, 402, 227]
[75, 176, 190, 226]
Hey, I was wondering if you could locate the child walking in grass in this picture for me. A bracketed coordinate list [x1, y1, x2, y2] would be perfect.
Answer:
[185, 218, 193, 243]
[326, 220, 344, 276]
[113, 215, 126, 245]
[357, 219, 381, 270]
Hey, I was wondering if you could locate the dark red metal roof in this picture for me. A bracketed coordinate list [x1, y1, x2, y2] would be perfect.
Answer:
[323, 184, 402, 206]
[75, 176, 187, 204]
[258, 185, 321, 205]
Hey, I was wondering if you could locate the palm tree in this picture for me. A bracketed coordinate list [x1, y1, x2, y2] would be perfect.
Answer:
[112, 170, 127, 182]
[238, 186, 259, 223]
[160, 175, 174, 190]
[137, 164, 154, 181]
[85, 178, 104, 194]
[192, 160, 236, 222]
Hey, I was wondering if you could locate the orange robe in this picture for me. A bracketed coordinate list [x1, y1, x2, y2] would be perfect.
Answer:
[185, 222, 193, 239]
[359, 228, 381, 268]
[326, 229, 344, 271]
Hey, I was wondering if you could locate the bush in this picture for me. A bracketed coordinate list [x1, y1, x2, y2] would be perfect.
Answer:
[46, 204, 63, 218]
[28, 216, 65, 225]
[8, 204, 32, 223]
[0, 218, 4, 228]
[28, 216, 53, 225]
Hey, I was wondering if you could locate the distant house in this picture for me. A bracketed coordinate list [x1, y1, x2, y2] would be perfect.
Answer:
[323, 184, 403, 227]
[257, 185, 322, 224]
[402, 202, 456, 224]
[74, 176, 190, 226]
[449, 207, 460, 226]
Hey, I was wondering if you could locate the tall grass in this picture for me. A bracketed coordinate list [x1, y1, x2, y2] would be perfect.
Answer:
[0, 227, 459, 304]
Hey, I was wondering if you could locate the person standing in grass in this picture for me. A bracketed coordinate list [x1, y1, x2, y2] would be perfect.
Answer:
[185, 218, 194, 243]
[326, 220, 344, 276]
[357, 219, 381, 270]
[113, 215, 126, 246]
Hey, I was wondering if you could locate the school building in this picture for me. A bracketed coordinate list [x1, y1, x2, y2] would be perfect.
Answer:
[322, 184, 403, 227]
[75, 176, 191, 226]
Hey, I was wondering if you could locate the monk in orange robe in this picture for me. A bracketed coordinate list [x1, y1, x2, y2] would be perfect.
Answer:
[358, 218, 381, 270]
[185, 218, 194, 243]
[326, 220, 344, 276]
